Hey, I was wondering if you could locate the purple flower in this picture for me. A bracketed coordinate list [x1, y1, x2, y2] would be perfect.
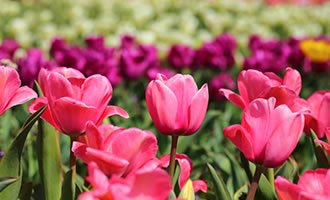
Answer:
[167, 44, 195, 69]
[145, 66, 175, 81]
[209, 72, 235, 101]
[194, 33, 236, 70]
[17, 48, 56, 87]
[0, 39, 19, 60]
[85, 35, 106, 51]
[119, 35, 160, 80]
[243, 35, 291, 73]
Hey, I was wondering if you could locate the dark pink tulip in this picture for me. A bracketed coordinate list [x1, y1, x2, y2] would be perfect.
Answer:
[0, 65, 37, 115]
[167, 44, 195, 69]
[209, 72, 235, 101]
[316, 128, 330, 156]
[224, 98, 304, 167]
[72, 122, 158, 177]
[275, 168, 330, 200]
[160, 153, 207, 193]
[146, 73, 209, 136]
[78, 162, 172, 200]
[0, 39, 19, 60]
[28, 68, 128, 136]
[220, 68, 309, 113]
[305, 91, 330, 138]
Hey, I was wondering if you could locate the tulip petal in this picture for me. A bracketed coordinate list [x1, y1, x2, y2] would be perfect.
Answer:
[84, 122, 104, 149]
[107, 128, 158, 177]
[263, 106, 304, 167]
[5, 86, 37, 110]
[85, 162, 109, 193]
[72, 142, 129, 176]
[219, 88, 246, 109]
[238, 70, 273, 103]
[52, 97, 98, 135]
[275, 176, 302, 200]
[283, 68, 302, 95]
[146, 80, 178, 134]
[28, 97, 60, 131]
[47, 73, 74, 105]
[192, 180, 208, 193]
[298, 168, 330, 196]
[187, 84, 209, 134]
[81, 75, 112, 108]
[224, 125, 254, 160]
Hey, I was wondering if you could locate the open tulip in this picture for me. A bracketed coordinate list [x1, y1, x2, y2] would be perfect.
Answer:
[146, 73, 209, 136]
[275, 168, 330, 200]
[78, 162, 172, 200]
[28, 67, 128, 136]
[72, 122, 159, 177]
[224, 97, 304, 167]
[0, 65, 37, 115]
[305, 91, 330, 138]
[220, 68, 309, 113]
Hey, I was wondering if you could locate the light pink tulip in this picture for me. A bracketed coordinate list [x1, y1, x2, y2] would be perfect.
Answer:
[78, 162, 172, 200]
[0, 65, 37, 115]
[275, 168, 330, 200]
[72, 122, 159, 177]
[146, 73, 209, 135]
[28, 68, 128, 136]
[305, 91, 330, 138]
[224, 97, 304, 167]
[160, 153, 207, 193]
[220, 68, 309, 113]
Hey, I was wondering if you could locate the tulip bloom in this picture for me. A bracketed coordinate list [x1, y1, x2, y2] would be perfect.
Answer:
[275, 168, 330, 200]
[305, 91, 330, 138]
[220, 68, 309, 113]
[78, 162, 172, 200]
[224, 98, 304, 167]
[28, 68, 128, 136]
[146, 73, 209, 135]
[0, 65, 37, 115]
[72, 122, 159, 177]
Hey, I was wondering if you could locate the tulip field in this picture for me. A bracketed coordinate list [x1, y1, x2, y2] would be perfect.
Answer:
[0, 0, 330, 200]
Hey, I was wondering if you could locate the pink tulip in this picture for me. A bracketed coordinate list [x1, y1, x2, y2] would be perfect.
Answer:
[220, 68, 309, 113]
[275, 168, 330, 200]
[316, 128, 330, 156]
[0, 65, 37, 115]
[305, 91, 330, 138]
[224, 97, 304, 167]
[146, 74, 209, 135]
[72, 122, 159, 177]
[78, 162, 172, 200]
[160, 153, 207, 193]
[28, 68, 128, 136]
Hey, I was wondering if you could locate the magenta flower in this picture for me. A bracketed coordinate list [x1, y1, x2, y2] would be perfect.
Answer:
[28, 68, 128, 136]
[0, 39, 19, 60]
[224, 98, 304, 167]
[275, 168, 330, 200]
[167, 44, 195, 69]
[78, 162, 172, 200]
[209, 72, 235, 101]
[72, 122, 159, 177]
[0, 65, 37, 115]
[146, 73, 209, 136]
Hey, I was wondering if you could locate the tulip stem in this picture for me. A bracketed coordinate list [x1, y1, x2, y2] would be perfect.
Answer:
[266, 168, 275, 192]
[168, 135, 179, 179]
[70, 137, 76, 171]
[246, 165, 264, 200]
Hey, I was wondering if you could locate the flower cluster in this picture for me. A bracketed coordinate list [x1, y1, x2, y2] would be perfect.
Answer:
[244, 35, 330, 73]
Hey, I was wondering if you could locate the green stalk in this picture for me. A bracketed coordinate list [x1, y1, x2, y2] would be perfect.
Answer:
[168, 136, 179, 179]
[246, 165, 264, 200]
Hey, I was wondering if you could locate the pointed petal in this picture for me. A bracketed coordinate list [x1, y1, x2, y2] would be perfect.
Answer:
[192, 180, 208, 193]
[219, 88, 246, 109]
[4, 86, 37, 110]
[283, 68, 302, 95]
[187, 84, 209, 134]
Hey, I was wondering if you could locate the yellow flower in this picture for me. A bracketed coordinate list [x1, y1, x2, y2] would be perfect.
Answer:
[300, 39, 330, 63]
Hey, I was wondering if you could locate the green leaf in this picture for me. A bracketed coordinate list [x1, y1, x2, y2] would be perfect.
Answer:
[0, 106, 46, 200]
[255, 174, 277, 200]
[178, 179, 195, 200]
[61, 168, 76, 200]
[0, 177, 18, 192]
[207, 163, 232, 200]
[37, 120, 62, 200]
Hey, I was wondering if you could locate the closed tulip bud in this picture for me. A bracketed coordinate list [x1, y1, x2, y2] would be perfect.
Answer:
[146, 73, 208, 136]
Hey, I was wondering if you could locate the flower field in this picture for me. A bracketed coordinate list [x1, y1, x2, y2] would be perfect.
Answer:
[0, 0, 329, 200]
